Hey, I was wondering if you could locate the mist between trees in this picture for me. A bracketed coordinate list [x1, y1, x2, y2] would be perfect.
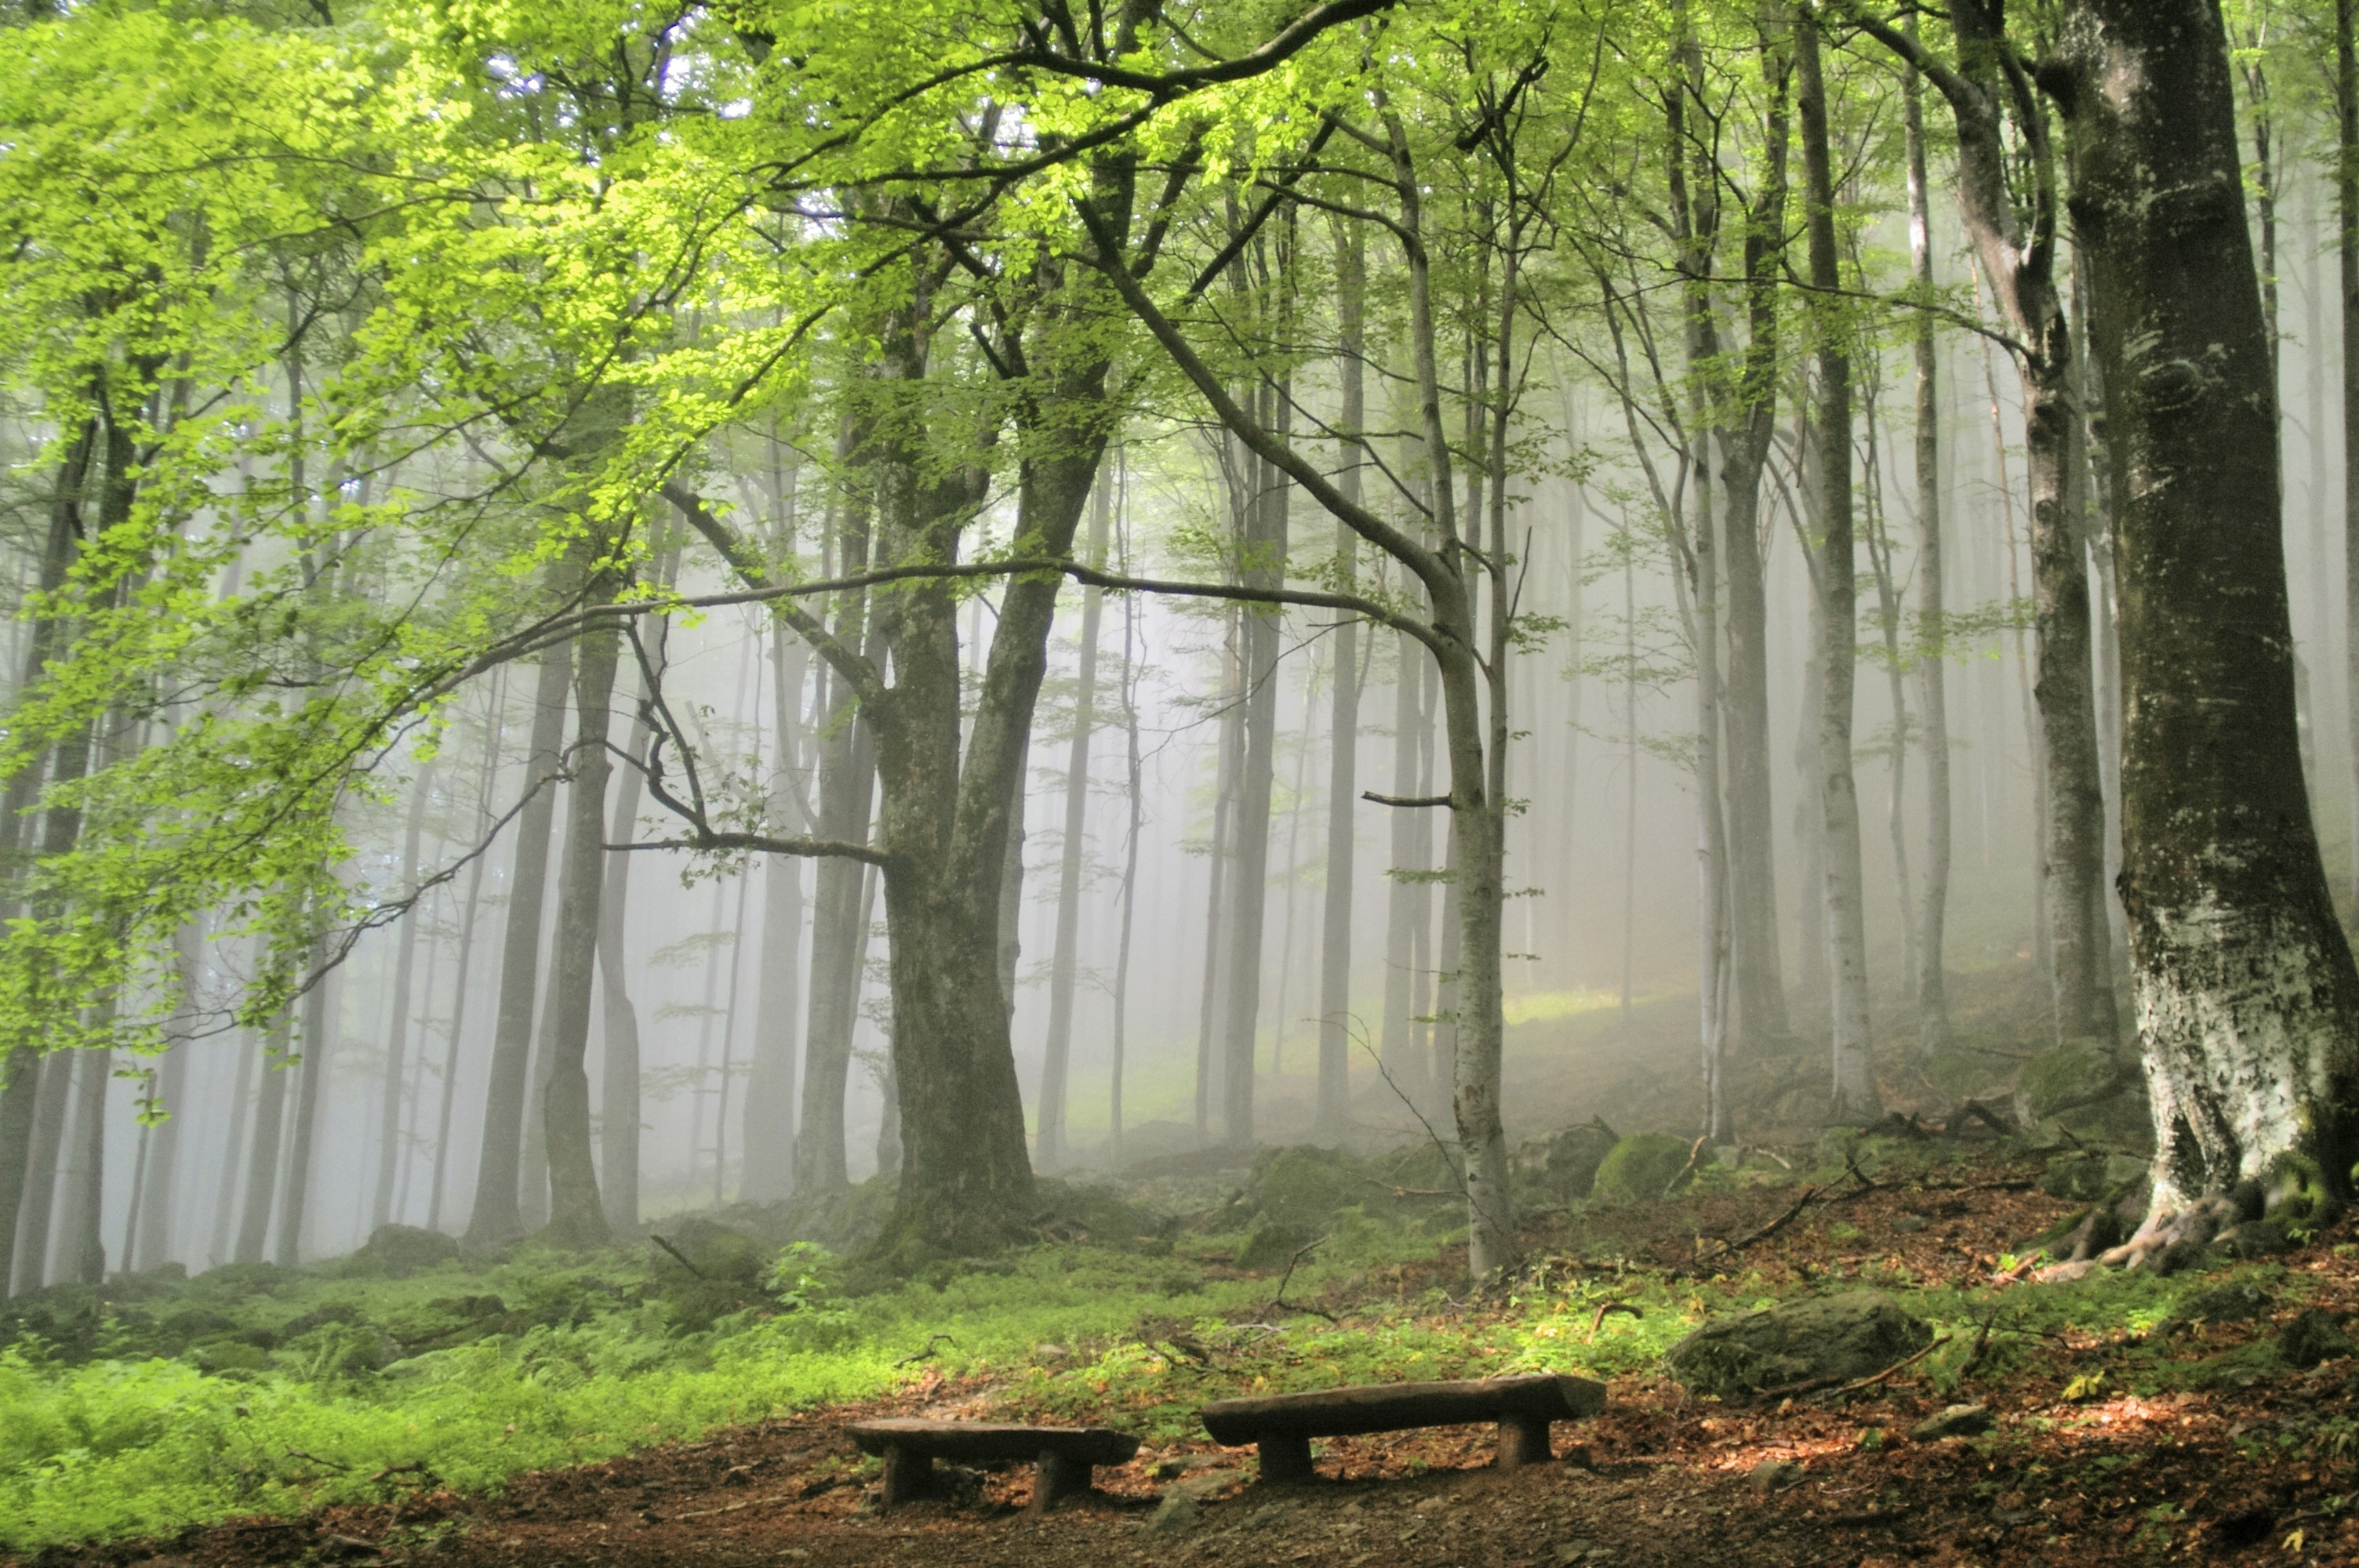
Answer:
[0, 0, 2351, 1293]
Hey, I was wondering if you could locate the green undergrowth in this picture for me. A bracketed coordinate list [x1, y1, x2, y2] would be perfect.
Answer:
[0, 1140, 2317, 1553]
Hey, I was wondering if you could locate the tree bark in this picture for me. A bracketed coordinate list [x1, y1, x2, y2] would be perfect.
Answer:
[372, 764, 435, 1232]
[2340, 0, 2359, 917]
[2056, 0, 2359, 1221]
[793, 478, 877, 1196]
[540, 604, 619, 1246]
[742, 610, 808, 1203]
[1797, 10, 1877, 1117]
[275, 945, 333, 1267]
[1904, 20, 1954, 1054]
[232, 1009, 290, 1266]
[431, 671, 508, 1233]
[53, 1046, 107, 1284]
[1037, 474, 1112, 1167]
[464, 637, 571, 1246]
[1381, 633, 1430, 1109]
[598, 663, 652, 1229]
[1318, 217, 1365, 1134]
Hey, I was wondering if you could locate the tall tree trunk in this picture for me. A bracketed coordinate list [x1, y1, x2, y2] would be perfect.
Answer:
[1113, 492, 1143, 1159]
[2340, 0, 2359, 917]
[0, 428, 90, 1290]
[53, 1046, 107, 1284]
[464, 639, 572, 1246]
[276, 946, 332, 1266]
[372, 764, 436, 1232]
[233, 1010, 291, 1266]
[431, 671, 507, 1233]
[1797, 11, 1877, 1117]
[208, 1024, 255, 1265]
[598, 666, 652, 1229]
[1905, 22, 1954, 1054]
[1038, 473, 1113, 1167]
[2059, 0, 2359, 1229]
[9, 1053, 71, 1291]
[132, 924, 198, 1269]
[742, 615, 807, 1203]
[1196, 617, 1240, 1138]
[1317, 220, 1365, 1133]
[1381, 634, 1430, 1107]
[541, 607, 619, 1246]
[793, 481, 877, 1196]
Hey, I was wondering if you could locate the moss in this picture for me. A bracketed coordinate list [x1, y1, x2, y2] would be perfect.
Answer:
[1591, 1134, 1697, 1205]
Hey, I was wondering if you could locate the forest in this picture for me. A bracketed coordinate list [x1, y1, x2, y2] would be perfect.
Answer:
[5, 0, 2359, 1563]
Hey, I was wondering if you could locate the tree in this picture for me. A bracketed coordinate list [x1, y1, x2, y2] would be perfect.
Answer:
[2054, 0, 2359, 1244]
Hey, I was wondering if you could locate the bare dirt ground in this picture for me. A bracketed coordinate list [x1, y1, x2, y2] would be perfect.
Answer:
[24, 1156, 2359, 1568]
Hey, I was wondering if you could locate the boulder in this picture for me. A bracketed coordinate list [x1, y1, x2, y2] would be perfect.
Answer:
[1591, 1134, 1696, 1205]
[355, 1224, 460, 1279]
[1909, 1403, 1993, 1442]
[1663, 1290, 1934, 1399]
[1537, 1120, 1620, 1203]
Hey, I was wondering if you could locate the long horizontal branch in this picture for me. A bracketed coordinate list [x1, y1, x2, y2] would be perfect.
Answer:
[1362, 790, 1451, 808]
[609, 832, 889, 866]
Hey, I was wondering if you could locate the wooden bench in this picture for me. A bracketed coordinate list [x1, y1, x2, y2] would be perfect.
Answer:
[846, 1418, 1140, 1510]
[1200, 1373, 1608, 1483]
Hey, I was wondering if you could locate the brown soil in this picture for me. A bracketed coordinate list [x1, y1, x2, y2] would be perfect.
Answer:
[23, 1156, 2359, 1568]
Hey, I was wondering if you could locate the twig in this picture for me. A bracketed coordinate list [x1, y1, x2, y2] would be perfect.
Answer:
[285, 1448, 351, 1472]
[1692, 1185, 1822, 1268]
[1271, 1234, 1339, 1321]
[1844, 1154, 1881, 1192]
[896, 1332, 960, 1367]
[649, 1234, 707, 1279]
[1359, 1176, 1459, 1199]
[1756, 1334, 1953, 1402]
[369, 1461, 435, 1485]
[1588, 1300, 1641, 1341]
[1957, 1311, 1997, 1383]
[1663, 1136, 1710, 1200]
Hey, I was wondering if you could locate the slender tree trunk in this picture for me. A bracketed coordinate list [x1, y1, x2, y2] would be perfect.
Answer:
[9, 1053, 71, 1291]
[794, 492, 877, 1195]
[742, 615, 807, 1203]
[541, 606, 618, 1245]
[1381, 634, 1429, 1105]
[132, 925, 198, 1269]
[1797, 12, 1877, 1117]
[372, 764, 436, 1232]
[1196, 617, 1239, 1139]
[233, 1011, 291, 1266]
[464, 640, 572, 1245]
[209, 1024, 255, 1265]
[274, 949, 331, 1267]
[1905, 27, 1954, 1054]
[1038, 474, 1113, 1167]
[53, 1046, 107, 1283]
[1318, 222, 1365, 1134]
[598, 666, 652, 1229]
[431, 671, 507, 1233]
[1223, 354, 1291, 1146]
[1113, 482, 1142, 1159]
[2340, 0, 2359, 917]
[2061, 0, 2359, 1225]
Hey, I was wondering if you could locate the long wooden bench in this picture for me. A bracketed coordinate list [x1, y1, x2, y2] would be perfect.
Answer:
[1200, 1373, 1608, 1483]
[846, 1418, 1140, 1510]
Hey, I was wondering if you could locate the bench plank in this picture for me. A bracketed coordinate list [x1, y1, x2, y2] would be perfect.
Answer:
[847, 1418, 1139, 1466]
[848, 1418, 1141, 1510]
[1200, 1374, 1605, 1446]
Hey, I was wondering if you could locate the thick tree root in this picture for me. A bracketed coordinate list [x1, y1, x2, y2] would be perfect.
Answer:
[2034, 1191, 2251, 1283]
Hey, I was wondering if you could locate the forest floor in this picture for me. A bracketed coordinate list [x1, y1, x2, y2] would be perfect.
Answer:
[15, 1140, 2359, 1568]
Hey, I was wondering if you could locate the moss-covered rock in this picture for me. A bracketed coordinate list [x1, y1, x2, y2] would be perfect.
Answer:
[1532, 1119, 1620, 1203]
[1591, 1134, 1696, 1205]
[1663, 1290, 1934, 1399]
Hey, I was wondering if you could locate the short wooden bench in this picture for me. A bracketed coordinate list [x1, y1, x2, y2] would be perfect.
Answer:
[846, 1418, 1140, 1510]
[1200, 1373, 1608, 1482]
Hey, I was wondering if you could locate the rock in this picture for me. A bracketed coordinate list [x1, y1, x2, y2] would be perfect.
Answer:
[1591, 1134, 1697, 1205]
[1033, 1342, 1073, 1365]
[1890, 1214, 1929, 1233]
[1908, 1403, 1993, 1442]
[2279, 1309, 2354, 1370]
[1538, 1120, 1621, 1202]
[1143, 1492, 1201, 1534]
[354, 1224, 460, 1280]
[1749, 1460, 1804, 1493]
[1663, 1290, 1935, 1399]
[2014, 1040, 2153, 1145]
[1235, 1213, 1314, 1270]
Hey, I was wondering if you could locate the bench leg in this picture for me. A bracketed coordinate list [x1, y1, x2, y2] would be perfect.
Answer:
[1029, 1450, 1089, 1515]
[1257, 1433, 1315, 1484]
[879, 1446, 932, 1506]
[1496, 1416, 1553, 1469]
